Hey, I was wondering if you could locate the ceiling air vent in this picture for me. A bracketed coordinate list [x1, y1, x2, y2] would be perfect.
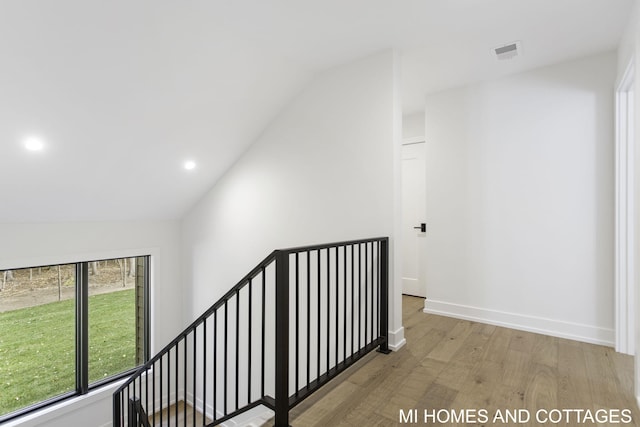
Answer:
[493, 41, 521, 60]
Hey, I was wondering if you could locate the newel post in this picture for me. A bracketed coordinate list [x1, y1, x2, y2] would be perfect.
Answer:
[378, 238, 391, 354]
[113, 393, 121, 427]
[274, 250, 291, 426]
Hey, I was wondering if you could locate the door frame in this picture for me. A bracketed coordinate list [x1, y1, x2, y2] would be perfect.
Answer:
[615, 57, 635, 355]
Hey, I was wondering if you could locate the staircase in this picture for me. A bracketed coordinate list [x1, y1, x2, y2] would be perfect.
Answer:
[146, 401, 211, 427]
[113, 237, 390, 427]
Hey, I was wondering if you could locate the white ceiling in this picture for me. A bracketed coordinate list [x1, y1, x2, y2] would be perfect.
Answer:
[0, 0, 633, 222]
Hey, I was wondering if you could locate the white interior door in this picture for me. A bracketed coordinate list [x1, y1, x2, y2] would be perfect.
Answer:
[402, 141, 426, 297]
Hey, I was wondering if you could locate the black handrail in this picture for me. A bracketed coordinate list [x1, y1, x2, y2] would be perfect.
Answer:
[113, 237, 389, 427]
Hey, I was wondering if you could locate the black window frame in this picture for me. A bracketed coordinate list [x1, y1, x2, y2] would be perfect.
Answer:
[0, 256, 150, 424]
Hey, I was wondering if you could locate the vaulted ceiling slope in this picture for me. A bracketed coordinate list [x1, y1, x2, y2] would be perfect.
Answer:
[0, 0, 632, 222]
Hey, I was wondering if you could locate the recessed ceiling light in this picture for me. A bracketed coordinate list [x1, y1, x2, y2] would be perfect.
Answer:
[24, 136, 45, 151]
[184, 160, 196, 170]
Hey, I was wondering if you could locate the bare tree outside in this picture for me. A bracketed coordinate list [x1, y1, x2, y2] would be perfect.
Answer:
[57, 266, 62, 301]
[128, 257, 136, 278]
[90, 261, 99, 276]
[0, 258, 138, 312]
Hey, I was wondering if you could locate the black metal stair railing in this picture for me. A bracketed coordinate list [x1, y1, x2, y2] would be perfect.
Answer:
[113, 237, 390, 427]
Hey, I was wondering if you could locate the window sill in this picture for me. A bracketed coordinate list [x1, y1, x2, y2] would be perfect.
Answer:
[3, 378, 127, 427]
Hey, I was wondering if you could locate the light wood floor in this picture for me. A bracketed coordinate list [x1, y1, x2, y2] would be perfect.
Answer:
[263, 295, 640, 426]
[148, 400, 211, 427]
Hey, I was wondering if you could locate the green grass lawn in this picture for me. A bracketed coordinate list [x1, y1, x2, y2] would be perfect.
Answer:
[0, 289, 136, 416]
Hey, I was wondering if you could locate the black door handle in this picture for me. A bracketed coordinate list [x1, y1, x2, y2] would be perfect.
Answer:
[413, 223, 426, 232]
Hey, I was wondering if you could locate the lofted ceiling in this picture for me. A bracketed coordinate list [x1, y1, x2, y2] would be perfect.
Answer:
[0, 0, 633, 222]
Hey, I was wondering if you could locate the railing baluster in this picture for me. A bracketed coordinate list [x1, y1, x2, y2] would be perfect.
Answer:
[213, 311, 217, 422]
[326, 247, 330, 371]
[139, 379, 143, 425]
[137, 375, 141, 426]
[202, 319, 207, 427]
[160, 356, 164, 426]
[316, 249, 321, 379]
[167, 347, 170, 423]
[145, 368, 149, 427]
[224, 300, 228, 416]
[306, 250, 311, 387]
[351, 244, 355, 357]
[261, 266, 266, 398]
[133, 384, 137, 425]
[372, 242, 376, 341]
[373, 242, 377, 340]
[375, 241, 379, 340]
[343, 245, 347, 363]
[372, 242, 376, 342]
[184, 334, 191, 427]
[152, 362, 156, 426]
[379, 240, 382, 340]
[295, 252, 299, 394]
[124, 386, 129, 425]
[235, 289, 240, 412]
[371, 245, 380, 338]
[191, 329, 195, 427]
[359, 243, 363, 351]
[125, 386, 129, 425]
[248, 278, 252, 404]
[365, 241, 369, 345]
[335, 245, 339, 366]
[184, 338, 188, 427]
[122, 388, 125, 426]
[175, 343, 179, 427]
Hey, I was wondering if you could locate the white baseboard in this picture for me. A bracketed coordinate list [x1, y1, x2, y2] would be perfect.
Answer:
[423, 299, 614, 347]
[388, 327, 406, 351]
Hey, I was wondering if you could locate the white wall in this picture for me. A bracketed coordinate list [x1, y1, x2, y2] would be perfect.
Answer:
[0, 220, 182, 427]
[181, 50, 400, 342]
[423, 52, 617, 345]
[618, 5, 637, 80]
[402, 111, 425, 140]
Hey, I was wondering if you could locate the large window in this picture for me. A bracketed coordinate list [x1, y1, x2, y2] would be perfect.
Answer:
[0, 257, 149, 422]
